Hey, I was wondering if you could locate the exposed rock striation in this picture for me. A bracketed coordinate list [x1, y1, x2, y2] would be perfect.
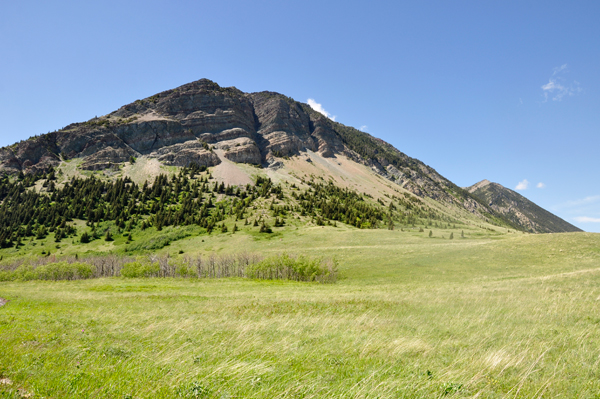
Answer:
[467, 180, 582, 233]
[0, 78, 570, 233]
[0, 80, 349, 174]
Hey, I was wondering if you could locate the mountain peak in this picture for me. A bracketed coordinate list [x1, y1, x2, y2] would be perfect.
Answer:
[467, 179, 492, 193]
[468, 180, 581, 233]
[0, 79, 580, 234]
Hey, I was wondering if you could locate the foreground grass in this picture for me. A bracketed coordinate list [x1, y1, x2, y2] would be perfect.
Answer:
[1, 231, 600, 398]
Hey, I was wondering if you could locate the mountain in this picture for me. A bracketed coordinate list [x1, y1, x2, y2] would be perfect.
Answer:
[467, 180, 581, 233]
[0, 78, 576, 234]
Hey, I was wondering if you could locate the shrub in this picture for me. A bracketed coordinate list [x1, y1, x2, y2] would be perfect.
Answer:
[175, 264, 194, 278]
[126, 227, 194, 251]
[34, 262, 94, 280]
[12, 264, 37, 281]
[120, 261, 160, 278]
[1, 262, 94, 281]
[246, 253, 337, 283]
[0, 270, 16, 281]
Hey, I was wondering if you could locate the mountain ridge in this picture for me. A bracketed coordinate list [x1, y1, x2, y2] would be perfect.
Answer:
[0, 78, 578, 233]
[467, 179, 581, 233]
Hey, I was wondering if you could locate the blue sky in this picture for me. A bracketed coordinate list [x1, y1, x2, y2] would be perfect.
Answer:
[1, 1, 599, 231]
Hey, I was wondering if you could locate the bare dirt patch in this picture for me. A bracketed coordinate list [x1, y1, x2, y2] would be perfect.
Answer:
[212, 151, 253, 186]
[135, 111, 172, 123]
[123, 157, 170, 185]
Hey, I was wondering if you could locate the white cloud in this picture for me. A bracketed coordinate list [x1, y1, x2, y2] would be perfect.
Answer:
[307, 99, 336, 121]
[515, 179, 529, 190]
[536, 182, 545, 189]
[573, 216, 600, 223]
[552, 64, 568, 75]
[359, 125, 368, 132]
[541, 64, 582, 102]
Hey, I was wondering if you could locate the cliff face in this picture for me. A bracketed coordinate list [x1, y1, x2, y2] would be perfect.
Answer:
[0, 80, 349, 173]
[0, 79, 536, 229]
[467, 180, 582, 233]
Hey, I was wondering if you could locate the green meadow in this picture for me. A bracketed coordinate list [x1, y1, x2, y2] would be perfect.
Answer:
[1, 228, 600, 398]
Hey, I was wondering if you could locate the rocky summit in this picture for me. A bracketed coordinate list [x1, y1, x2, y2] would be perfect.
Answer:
[467, 180, 582, 233]
[0, 79, 580, 233]
[0, 79, 344, 172]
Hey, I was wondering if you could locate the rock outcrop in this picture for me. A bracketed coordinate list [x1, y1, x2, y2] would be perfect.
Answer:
[1, 78, 568, 232]
[467, 180, 582, 233]
[0, 80, 350, 174]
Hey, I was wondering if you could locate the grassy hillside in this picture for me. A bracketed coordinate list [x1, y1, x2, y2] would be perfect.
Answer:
[0, 152, 515, 264]
[1, 230, 600, 398]
[0, 151, 595, 398]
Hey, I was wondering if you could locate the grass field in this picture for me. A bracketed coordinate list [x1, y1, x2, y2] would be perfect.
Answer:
[1, 229, 600, 398]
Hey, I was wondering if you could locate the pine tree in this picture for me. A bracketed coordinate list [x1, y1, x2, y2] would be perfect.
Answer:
[36, 225, 47, 240]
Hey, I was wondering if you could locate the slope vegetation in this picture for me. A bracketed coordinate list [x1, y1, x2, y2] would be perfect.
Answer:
[0, 79, 574, 233]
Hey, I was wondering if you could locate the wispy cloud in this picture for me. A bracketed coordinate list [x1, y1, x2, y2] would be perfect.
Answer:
[573, 216, 600, 223]
[536, 182, 545, 189]
[359, 125, 368, 132]
[550, 195, 600, 218]
[515, 179, 529, 190]
[541, 64, 582, 102]
[307, 99, 336, 121]
[552, 64, 568, 75]
[559, 195, 600, 209]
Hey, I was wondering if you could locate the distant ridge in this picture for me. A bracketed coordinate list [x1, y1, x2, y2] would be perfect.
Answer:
[467, 180, 582, 233]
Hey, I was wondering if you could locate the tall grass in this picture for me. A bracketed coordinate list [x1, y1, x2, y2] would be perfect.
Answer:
[1, 232, 600, 397]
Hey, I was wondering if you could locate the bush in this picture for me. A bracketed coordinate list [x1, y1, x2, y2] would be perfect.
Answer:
[175, 263, 194, 278]
[126, 227, 194, 251]
[34, 262, 94, 280]
[0, 270, 16, 281]
[120, 261, 160, 278]
[12, 264, 36, 281]
[1, 262, 94, 281]
[246, 253, 337, 283]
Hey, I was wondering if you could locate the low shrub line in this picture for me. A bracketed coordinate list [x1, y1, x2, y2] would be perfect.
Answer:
[0, 253, 338, 283]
